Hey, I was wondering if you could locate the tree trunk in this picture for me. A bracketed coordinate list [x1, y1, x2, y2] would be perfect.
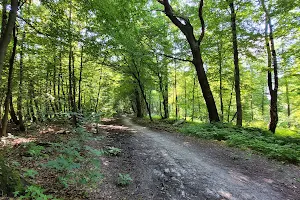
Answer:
[68, 49, 76, 126]
[78, 45, 83, 111]
[1, 27, 17, 137]
[218, 40, 224, 121]
[192, 74, 196, 121]
[135, 75, 152, 121]
[184, 77, 187, 120]
[227, 81, 235, 122]
[1, 0, 8, 37]
[158, 72, 169, 119]
[45, 70, 50, 119]
[261, 0, 279, 133]
[68, 1, 76, 126]
[95, 68, 103, 112]
[9, 96, 19, 125]
[28, 82, 36, 122]
[163, 79, 169, 119]
[158, 0, 219, 122]
[17, 30, 25, 131]
[285, 79, 291, 127]
[174, 62, 178, 120]
[135, 87, 143, 118]
[0, 0, 18, 84]
[229, 1, 242, 126]
[261, 84, 265, 116]
[53, 53, 59, 113]
[251, 94, 254, 121]
[72, 51, 76, 112]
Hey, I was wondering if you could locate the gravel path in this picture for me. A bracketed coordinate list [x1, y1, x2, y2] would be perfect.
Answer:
[94, 118, 300, 200]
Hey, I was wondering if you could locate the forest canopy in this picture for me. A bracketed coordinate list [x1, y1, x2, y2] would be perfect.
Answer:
[0, 0, 299, 135]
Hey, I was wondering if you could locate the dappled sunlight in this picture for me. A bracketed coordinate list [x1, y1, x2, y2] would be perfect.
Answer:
[218, 190, 234, 200]
[229, 171, 250, 184]
[38, 125, 66, 134]
[0, 133, 36, 147]
[263, 178, 274, 184]
[101, 118, 116, 123]
[99, 124, 135, 133]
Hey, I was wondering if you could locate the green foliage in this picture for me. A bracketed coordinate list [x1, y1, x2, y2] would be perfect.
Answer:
[23, 169, 39, 179]
[83, 112, 102, 124]
[26, 143, 45, 157]
[117, 173, 133, 186]
[106, 147, 122, 156]
[179, 122, 300, 164]
[43, 155, 81, 172]
[0, 157, 25, 196]
[43, 125, 103, 188]
[85, 145, 105, 156]
[17, 185, 58, 200]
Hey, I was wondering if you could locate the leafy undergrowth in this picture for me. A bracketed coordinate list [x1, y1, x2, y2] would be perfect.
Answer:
[0, 115, 109, 199]
[134, 118, 300, 165]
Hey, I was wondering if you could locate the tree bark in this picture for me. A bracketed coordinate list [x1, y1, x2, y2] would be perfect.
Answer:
[135, 87, 143, 118]
[218, 40, 224, 121]
[158, 0, 219, 122]
[227, 81, 235, 122]
[285, 79, 291, 127]
[184, 76, 187, 120]
[261, 84, 265, 116]
[53, 52, 59, 113]
[28, 81, 36, 122]
[0, 0, 18, 84]
[9, 95, 19, 125]
[78, 45, 83, 111]
[158, 71, 169, 119]
[192, 74, 196, 121]
[261, 0, 279, 133]
[17, 30, 25, 131]
[1, 27, 17, 137]
[95, 68, 103, 112]
[1, 0, 8, 37]
[229, 1, 242, 126]
[174, 62, 178, 120]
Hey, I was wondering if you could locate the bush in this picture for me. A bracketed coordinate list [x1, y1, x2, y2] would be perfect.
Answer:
[0, 156, 25, 197]
[43, 126, 103, 188]
[117, 173, 133, 186]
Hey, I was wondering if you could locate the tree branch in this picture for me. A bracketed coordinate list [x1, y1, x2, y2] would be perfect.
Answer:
[17, 16, 51, 37]
[157, 53, 193, 63]
[198, 0, 205, 44]
[157, 0, 185, 31]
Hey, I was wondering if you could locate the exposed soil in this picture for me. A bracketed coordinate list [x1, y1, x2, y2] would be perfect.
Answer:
[94, 117, 300, 200]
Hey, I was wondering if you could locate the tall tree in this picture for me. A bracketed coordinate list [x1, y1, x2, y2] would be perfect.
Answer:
[0, 0, 18, 84]
[261, 0, 279, 133]
[228, 0, 242, 126]
[157, 0, 220, 122]
[1, 27, 17, 136]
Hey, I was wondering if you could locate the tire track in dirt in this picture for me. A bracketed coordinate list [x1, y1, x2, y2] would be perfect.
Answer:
[95, 118, 300, 200]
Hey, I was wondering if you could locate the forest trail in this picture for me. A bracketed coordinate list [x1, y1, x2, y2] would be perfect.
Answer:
[95, 117, 300, 200]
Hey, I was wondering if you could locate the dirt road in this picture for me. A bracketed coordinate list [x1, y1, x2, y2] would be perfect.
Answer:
[93, 118, 300, 200]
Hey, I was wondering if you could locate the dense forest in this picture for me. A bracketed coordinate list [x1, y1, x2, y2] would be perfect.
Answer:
[0, 0, 300, 199]
[0, 0, 299, 134]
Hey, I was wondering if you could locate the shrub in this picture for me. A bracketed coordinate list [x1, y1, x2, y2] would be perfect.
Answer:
[117, 173, 133, 186]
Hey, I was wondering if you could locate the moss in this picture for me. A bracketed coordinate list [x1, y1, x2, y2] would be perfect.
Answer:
[0, 156, 25, 197]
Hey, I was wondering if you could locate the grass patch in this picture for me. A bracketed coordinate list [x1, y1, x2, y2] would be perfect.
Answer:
[135, 118, 300, 164]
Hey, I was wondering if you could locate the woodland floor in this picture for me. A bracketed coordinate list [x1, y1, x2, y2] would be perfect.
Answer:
[1, 117, 300, 200]
[94, 117, 300, 200]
